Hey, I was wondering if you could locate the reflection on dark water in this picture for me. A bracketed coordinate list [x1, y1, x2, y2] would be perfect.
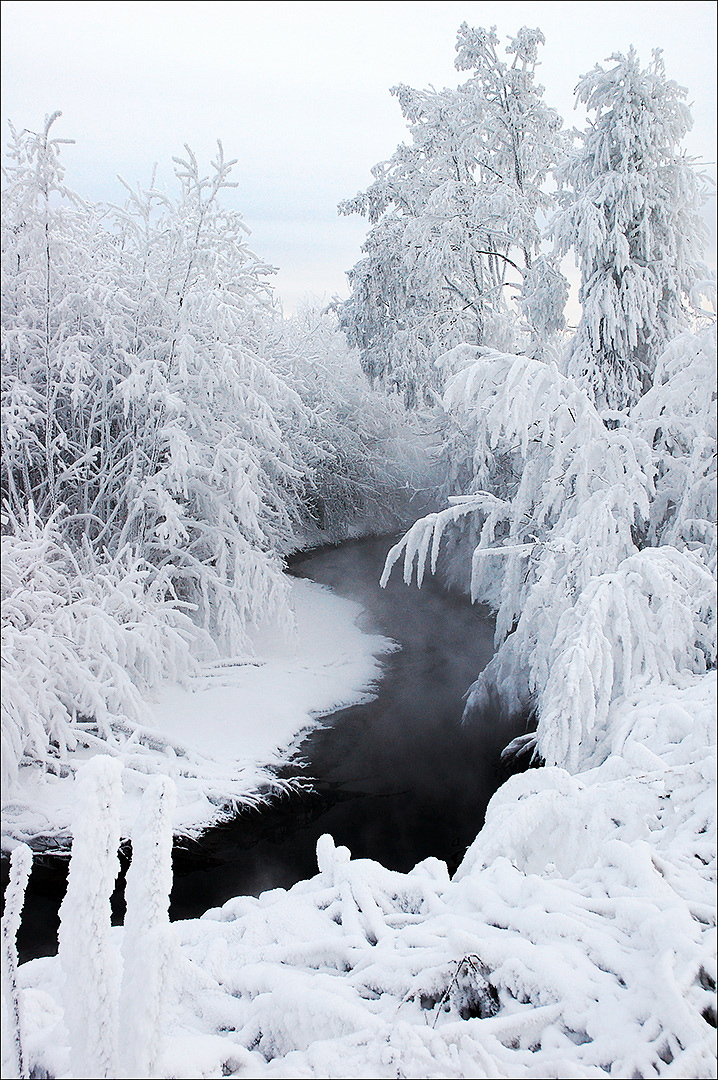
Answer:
[2, 534, 530, 961]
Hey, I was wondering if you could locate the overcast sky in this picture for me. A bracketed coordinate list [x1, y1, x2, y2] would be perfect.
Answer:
[2, 1, 716, 313]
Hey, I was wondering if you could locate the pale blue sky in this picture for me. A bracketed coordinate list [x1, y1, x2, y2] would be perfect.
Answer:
[2, 1, 715, 312]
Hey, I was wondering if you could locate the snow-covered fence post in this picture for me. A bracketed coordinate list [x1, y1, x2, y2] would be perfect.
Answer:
[58, 755, 123, 1079]
[1, 843, 33, 1080]
[119, 775, 176, 1079]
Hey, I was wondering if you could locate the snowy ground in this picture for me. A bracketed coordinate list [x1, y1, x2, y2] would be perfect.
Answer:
[2, 572, 716, 1079]
[1, 577, 395, 848]
[7, 672, 716, 1079]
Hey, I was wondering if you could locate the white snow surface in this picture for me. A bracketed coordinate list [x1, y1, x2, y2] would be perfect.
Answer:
[1, 577, 396, 846]
[10, 673, 717, 1079]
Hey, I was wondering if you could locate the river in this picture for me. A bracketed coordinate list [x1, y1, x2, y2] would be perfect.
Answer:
[3, 534, 529, 961]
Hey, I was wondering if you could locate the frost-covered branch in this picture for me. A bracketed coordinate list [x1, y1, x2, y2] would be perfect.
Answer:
[383, 339, 716, 768]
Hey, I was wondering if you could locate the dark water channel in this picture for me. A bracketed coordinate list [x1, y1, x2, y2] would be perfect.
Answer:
[4, 534, 529, 962]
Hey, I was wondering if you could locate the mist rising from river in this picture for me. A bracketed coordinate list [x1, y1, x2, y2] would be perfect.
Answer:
[168, 535, 528, 918]
[5, 533, 530, 957]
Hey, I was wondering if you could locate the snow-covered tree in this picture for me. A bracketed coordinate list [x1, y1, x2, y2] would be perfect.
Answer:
[382, 336, 716, 770]
[1, 118, 311, 653]
[1, 115, 426, 787]
[277, 303, 431, 542]
[1, 113, 107, 524]
[339, 24, 568, 404]
[553, 48, 709, 410]
[376, 49, 715, 771]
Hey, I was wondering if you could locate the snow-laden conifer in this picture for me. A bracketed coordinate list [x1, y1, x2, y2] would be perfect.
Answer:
[552, 48, 709, 410]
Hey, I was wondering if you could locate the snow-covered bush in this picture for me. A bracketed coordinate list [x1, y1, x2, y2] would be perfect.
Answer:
[1, 508, 198, 794]
[278, 303, 433, 543]
[2, 116, 422, 790]
[1, 117, 309, 654]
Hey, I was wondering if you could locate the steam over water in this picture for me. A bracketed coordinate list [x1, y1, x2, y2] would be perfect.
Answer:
[4, 534, 528, 959]
[170, 535, 526, 918]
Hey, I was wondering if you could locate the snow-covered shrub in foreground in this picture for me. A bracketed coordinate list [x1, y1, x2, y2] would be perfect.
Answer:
[0, 842, 32, 1080]
[58, 756, 123, 1079]
[383, 338, 716, 769]
[12, 759, 178, 1079]
[119, 776, 175, 1079]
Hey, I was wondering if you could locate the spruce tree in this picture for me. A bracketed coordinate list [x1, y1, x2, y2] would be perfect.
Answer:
[553, 48, 709, 411]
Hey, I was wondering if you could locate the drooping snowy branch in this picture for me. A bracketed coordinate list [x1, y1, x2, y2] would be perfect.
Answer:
[632, 324, 717, 571]
[383, 338, 716, 767]
[538, 546, 716, 770]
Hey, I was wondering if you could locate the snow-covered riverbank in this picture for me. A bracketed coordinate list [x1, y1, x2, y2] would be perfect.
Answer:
[1, 577, 395, 849]
[9, 672, 716, 1079]
[3, 537, 716, 1079]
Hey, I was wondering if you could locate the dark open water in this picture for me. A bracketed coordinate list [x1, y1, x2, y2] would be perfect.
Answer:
[2, 534, 529, 961]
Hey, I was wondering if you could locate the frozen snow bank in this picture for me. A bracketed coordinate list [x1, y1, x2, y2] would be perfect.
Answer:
[13, 674, 716, 1079]
[1, 577, 395, 846]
